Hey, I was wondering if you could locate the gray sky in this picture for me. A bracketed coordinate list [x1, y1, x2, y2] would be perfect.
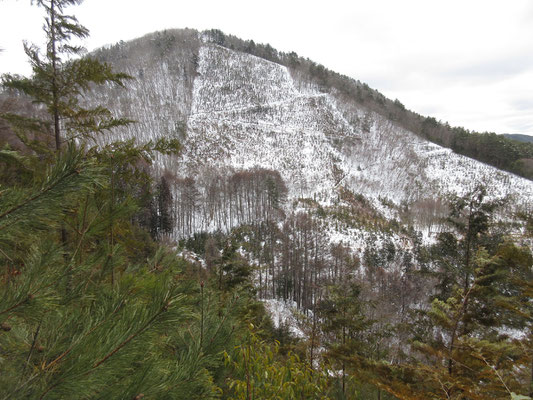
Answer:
[1, 0, 533, 136]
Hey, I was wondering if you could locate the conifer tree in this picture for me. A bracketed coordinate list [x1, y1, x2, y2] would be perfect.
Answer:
[412, 244, 532, 399]
[317, 281, 373, 398]
[445, 186, 502, 291]
[0, 2, 240, 399]
[149, 174, 175, 239]
[366, 192, 533, 400]
[1, 0, 131, 151]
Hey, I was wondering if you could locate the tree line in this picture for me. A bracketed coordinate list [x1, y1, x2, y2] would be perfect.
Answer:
[144, 167, 288, 239]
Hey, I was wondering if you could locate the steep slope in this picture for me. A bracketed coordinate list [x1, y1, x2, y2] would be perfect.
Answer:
[184, 43, 356, 198]
[88, 30, 533, 237]
[90, 29, 200, 148]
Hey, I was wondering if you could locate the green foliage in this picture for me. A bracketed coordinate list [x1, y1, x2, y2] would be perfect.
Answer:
[0, 143, 103, 239]
[0, 239, 248, 398]
[0, 137, 256, 398]
[0, 3, 257, 399]
[450, 130, 533, 178]
[429, 186, 505, 300]
[358, 188, 533, 400]
[224, 329, 331, 399]
[317, 282, 377, 399]
[216, 242, 252, 291]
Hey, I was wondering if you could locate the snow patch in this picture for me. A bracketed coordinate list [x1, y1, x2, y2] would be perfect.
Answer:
[262, 299, 306, 338]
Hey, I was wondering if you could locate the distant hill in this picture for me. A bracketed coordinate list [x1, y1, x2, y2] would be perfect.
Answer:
[80, 28, 533, 240]
[504, 133, 533, 143]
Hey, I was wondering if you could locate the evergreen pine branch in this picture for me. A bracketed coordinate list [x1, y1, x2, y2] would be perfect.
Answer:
[44, 297, 127, 371]
[91, 301, 170, 369]
[24, 319, 43, 372]
[0, 143, 104, 235]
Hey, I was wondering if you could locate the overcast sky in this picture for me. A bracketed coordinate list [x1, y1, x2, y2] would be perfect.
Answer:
[1, 0, 532, 136]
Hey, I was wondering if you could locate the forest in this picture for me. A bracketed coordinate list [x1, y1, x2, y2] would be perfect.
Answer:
[1, 1, 533, 399]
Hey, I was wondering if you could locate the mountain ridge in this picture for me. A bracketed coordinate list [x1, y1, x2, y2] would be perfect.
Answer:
[2, 12, 532, 397]
[504, 133, 533, 143]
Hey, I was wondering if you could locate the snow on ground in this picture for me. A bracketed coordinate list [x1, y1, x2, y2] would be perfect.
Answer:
[84, 33, 533, 348]
[176, 249, 207, 269]
[262, 299, 306, 338]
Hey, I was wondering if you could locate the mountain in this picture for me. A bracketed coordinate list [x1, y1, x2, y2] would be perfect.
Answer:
[504, 133, 533, 143]
[87, 29, 532, 240]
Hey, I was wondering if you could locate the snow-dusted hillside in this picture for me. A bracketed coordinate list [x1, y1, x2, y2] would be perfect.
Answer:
[183, 43, 356, 199]
[186, 39, 532, 206]
[89, 30, 533, 237]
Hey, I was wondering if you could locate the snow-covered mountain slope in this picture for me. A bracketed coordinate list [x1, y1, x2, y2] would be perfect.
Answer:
[90, 30, 533, 228]
[183, 43, 356, 199]
[90, 29, 199, 148]
[186, 40, 533, 205]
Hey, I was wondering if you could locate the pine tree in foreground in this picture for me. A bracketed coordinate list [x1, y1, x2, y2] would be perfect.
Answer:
[0, 1, 243, 399]
[1, 0, 131, 151]
[0, 140, 257, 399]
